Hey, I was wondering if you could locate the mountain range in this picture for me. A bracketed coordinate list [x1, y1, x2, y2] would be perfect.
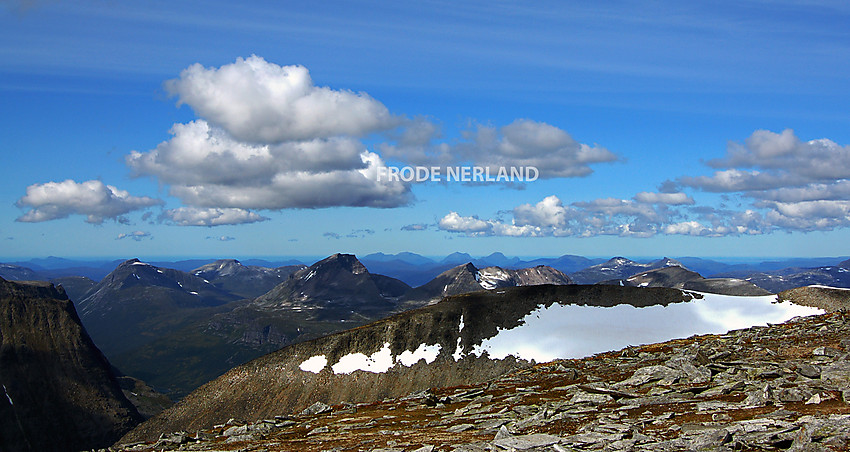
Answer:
[599, 265, 772, 296]
[2, 252, 849, 403]
[3, 250, 850, 451]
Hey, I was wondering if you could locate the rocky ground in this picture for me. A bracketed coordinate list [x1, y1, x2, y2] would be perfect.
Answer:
[109, 308, 850, 452]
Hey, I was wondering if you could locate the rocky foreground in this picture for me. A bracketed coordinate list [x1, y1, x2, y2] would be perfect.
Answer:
[110, 307, 850, 451]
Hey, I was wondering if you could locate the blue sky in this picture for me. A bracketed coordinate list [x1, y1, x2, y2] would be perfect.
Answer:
[2, 0, 850, 260]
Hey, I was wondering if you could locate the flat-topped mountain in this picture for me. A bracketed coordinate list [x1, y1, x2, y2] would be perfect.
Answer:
[191, 259, 305, 298]
[718, 264, 850, 293]
[570, 257, 683, 284]
[600, 266, 772, 296]
[0, 277, 142, 451]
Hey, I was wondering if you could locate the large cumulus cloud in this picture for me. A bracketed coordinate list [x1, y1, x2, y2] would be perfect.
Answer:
[124, 57, 414, 222]
[165, 55, 399, 143]
[127, 120, 409, 210]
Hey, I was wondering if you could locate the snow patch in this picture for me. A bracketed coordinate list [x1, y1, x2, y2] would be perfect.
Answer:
[478, 267, 512, 290]
[453, 337, 464, 361]
[470, 293, 823, 363]
[332, 342, 394, 374]
[189, 291, 199, 295]
[807, 284, 850, 291]
[303, 270, 317, 281]
[396, 344, 441, 367]
[299, 355, 328, 373]
[130, 261, 150, 266]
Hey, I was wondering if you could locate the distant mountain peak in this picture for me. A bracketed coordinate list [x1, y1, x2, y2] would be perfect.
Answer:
[252, 254, 407, 318]
[314, 253, 367, 274]
[604, 257, 634, 267]
[441, 252, 474, 265]
[656, 257, 684, 267]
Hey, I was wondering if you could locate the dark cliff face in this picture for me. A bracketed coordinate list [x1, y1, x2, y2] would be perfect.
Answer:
[122, 285, 692, 443]
[0, 277, 142, 452]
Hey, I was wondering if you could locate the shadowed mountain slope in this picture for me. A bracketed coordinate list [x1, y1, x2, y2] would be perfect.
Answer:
[0, 278, 142, 452]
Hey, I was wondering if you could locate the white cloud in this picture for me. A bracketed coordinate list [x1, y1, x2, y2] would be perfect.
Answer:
[662, 221, 708, 236]
[128, 121, 412, 210]
[165, 55, 397, 143]
[435, 130, 850, 239]
[680, 169, 800, 192]
[461, 120, 618, 178]
[677, 129, 850, 234]
[438, 212, 493, 234]
[382, 118, 618, 180]
[512, 195, 573, 228]
[401, 223, 429, 231]
[116, 231, 152, 241]
[748, 181, 850, 203]
[162, 207, 268, 226]
[684, 129, 850, 192]
[16, 179, 162, 224]
[633, 191, 694, 205]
